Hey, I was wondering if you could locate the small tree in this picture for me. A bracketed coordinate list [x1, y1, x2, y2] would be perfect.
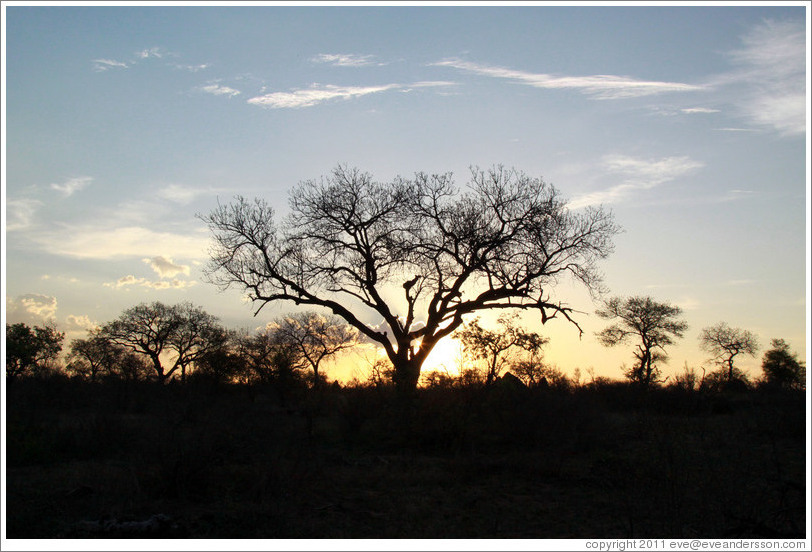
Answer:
[761, 339, 805, 390]
[101, 302, 226, 383]
[698, 322, 759, 383]
[271, 311, 358, 388]
[6, 322, 64, 380]
[456, 313, 548, 386]
[67, 331, 122, 382]
[596, 296, 688, 386]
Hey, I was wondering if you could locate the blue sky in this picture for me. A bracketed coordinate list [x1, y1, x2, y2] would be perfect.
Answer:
[3, 3, 809, 381]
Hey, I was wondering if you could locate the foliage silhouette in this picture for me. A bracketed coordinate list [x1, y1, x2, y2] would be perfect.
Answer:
[698, 322, 759, 383]
[455, 313, 548, 386]
[596, 296, 688, 386]
[5, 322, 64, 381]
[203, 165, 618, 392]
[761, 338, 805, 390]
[100, 301, 226, 383]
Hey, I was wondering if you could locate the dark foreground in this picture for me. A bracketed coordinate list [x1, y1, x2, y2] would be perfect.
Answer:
[4, 379, 808, 539]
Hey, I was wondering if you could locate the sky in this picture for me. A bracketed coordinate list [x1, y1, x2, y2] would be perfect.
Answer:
[2, 2, 809, 384]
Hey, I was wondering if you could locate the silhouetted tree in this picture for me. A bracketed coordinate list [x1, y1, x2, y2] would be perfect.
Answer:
[5, 322, 64, 380]
[271, 311, 358, 388]
[67, 335, 152, 382]
[699, 322, 759, 383]
[100, 302, 226, 383]
[203, 165, 618, 392]
[761, 339, 805, 390]
[596, 296, 687, 386]
[456, 313, 548, 386]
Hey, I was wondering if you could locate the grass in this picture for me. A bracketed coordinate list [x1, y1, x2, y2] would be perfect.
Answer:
[4, 377, 807, 539]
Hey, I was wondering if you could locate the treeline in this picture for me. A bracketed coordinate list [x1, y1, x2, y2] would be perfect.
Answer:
[5, 299, 806, 394]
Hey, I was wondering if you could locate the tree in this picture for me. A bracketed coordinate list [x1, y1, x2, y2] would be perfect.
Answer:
[67, 331, 123, 382]
[100, 302, 226, 383]
[698, 322, 759, 383]
[761, 339, 805, 390]
[271, 311, 358, 388]
[6, 322, 64, 380]
[455, 314, 548, 386]
[203, 165, 618, 392]
[66, 334, 152, 382]
[596, 296, 688, 386]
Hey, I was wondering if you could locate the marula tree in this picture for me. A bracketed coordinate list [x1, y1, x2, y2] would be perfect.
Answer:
[203, 165, 618, 392]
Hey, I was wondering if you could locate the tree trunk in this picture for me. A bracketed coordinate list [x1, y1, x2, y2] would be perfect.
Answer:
[392, 358, 421, 392]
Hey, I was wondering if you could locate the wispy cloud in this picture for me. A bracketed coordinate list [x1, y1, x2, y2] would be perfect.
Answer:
[92, 58, 128, 72]
[31, 225, 211, 260]
[247, 81, 453, 109]
[681, 107, 720, 114]
[714, 19, 806, 136]
[311, 53, 385, 67]
[248, 83, 400, 109]
[431, 58, 703, 99]
[199, 83, 241, 97]
[175, 63, 210, 72]
[104, 275, 196, 290]
[6, 198, 41, 231]
[570, 155, 704, 208]
[50, 176, 92, 197]
[156, 183, 220, 204]
[143, 256, 191, 278]
[137, 47, 166, 59]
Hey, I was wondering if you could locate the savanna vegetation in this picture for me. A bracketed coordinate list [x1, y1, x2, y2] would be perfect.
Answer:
[4, 166, 807, 539]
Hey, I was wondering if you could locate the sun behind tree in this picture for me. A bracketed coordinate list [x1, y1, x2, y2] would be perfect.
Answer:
[202, 164, 619, 392]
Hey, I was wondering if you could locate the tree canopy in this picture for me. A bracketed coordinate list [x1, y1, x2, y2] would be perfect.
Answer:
[698, 322, 759, 382]
[596, 295, 688, 386]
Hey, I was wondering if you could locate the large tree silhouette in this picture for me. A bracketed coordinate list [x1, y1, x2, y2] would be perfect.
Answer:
[203, 165, 618, 391]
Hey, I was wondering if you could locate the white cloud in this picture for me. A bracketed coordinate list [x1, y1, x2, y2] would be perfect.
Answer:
[431, 58, 703, 99]
[156, 183, 211, 204]
[681, 107, 720, 114]
[66, 314, 98, 331]
[714, 19, 806, 136]
[104, 275, 196, 290]
[311, 53, 384, 67]
[7, 294, 59, 321]
[248, 83, 401, 109]
[247, 80, 453, 109]
[31, 225, 211, 260]
[137, 47, 165, 59]
[50, 176, 92, 197]
[199, 83, 241, 97]
[143, 255, 191, 278]
[92, 58, 128, 71]
[6, 198, 41, 231]
[175, 63, 210, 72]
[570, 155, 704, 208]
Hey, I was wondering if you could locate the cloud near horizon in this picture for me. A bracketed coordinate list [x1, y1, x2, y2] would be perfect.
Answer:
[143, 256, 191, 278]
[6, 294, 59, 323]
[104, 275, 197, 290]
[431, 58, 703, 99]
